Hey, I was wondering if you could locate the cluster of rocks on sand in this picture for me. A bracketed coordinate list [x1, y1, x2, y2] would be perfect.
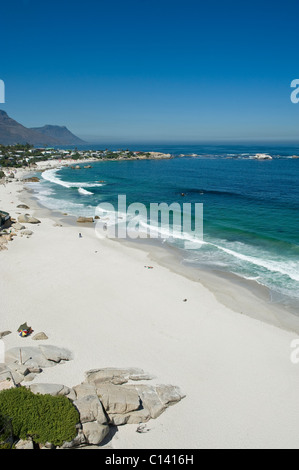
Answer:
[0, 338, 185, 449]
[0, 204, 40, 251]
[0, 343, 71, 387]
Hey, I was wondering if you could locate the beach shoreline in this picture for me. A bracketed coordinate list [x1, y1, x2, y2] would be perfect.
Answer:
[2, 163, 299, 448]
[22, 161, 299, 335]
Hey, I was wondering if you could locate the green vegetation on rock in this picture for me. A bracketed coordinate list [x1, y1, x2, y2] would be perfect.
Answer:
[0, 387, 79, 447]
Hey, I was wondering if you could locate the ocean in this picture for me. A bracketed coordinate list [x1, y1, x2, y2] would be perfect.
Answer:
[29, 143, 299, 309]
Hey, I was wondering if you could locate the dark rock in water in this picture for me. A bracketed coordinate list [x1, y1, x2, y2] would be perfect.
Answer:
[22, 177, 40, 183]
[77, 217, 94, 223]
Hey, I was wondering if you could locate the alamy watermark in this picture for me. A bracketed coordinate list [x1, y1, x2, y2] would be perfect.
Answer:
[94, 195, 203, 249]
[290, 339, 299, 364]
[290, 79, 299, 104]
[0, 79, 5, 103]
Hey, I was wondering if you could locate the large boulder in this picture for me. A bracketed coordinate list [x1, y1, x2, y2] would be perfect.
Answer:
[32, 332, 48, 341]
[59, 429, 87, 449]
[11, 223, 25, 231]
[0, 331, 11, 339]
[0, 370, 16, 391]
[5, 345, 72, 370]
[83, 366, 185, 426]
[18, 214, 40, 224]
[20, 229, 33, 236]
[22, 177, 40, 183]
[38, 345, 73, 362]
[73, 382, 97, 399]
[15, 438, 34, 449]
[28, 383, 71, 397]
[108, 408, 151, 426]
[85, 367, 152, 385]
[134, 383, 185, 419]
[94, 383, 141, 415]
[104, 384, 185, 425]
[73, 394, 107, 425]
[81, 422, 109, 446]
[5, 347, 55, 368]
[77, 216, 94, 223]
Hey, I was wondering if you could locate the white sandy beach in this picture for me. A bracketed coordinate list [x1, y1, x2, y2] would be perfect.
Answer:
[1, 167, 299, 449]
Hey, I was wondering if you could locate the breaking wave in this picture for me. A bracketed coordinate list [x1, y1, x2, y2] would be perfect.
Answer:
[42, 168, 104, 189]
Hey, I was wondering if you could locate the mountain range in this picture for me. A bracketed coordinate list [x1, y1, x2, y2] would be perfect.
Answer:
[0, 110, 86, 146]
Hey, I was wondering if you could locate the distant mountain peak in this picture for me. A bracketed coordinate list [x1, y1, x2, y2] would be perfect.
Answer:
[0, 110, 86, 146]
[31, 124, 86, 145]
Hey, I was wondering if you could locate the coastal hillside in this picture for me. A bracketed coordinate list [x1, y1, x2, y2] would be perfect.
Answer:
[0, 110, 85, 146]
[31, 124, 86, 145]
[0, 110, 60, 146]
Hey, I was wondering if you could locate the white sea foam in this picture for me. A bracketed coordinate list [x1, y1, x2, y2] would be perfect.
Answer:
[202, 241, 299, 283]
[29, 182, 95, 216]
[78, 187, 94, 195]
[94, 207, 203, 247]
[42, 168, 104, 189]
[38, 170, 299, 287]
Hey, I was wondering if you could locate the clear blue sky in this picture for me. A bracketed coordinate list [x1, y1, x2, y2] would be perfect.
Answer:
[1, 0, 299, 143]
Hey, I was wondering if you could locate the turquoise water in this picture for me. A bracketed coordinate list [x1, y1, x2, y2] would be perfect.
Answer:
[30, 148, 299, 307]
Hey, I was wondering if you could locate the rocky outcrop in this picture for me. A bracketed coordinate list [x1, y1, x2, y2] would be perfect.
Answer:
[18, 214, 40, 224]
[76, 367, 185, 441]
[29, 383, 73, 398]
[38, 344, 73, 363]
[11, 222, 25, 231]
[22, 177, 40, 183]
[15, 438, 34, 449]
[32, 332, 48, 341]
[0, 232, 16, 251]
[56, 367, 185, 448]
[0, 331, 11, 339]
[85, 367, 153, 385]
[73, 394, 107, 425]
[77, 216, 94, 223]
[0, 356, 185, 449]
[20, 229, 33, 237]
[3, 345, 73, 384]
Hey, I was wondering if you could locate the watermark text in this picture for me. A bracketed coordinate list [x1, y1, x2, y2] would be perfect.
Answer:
[94, 195, 203, 249]
[291, 79, 299, 104]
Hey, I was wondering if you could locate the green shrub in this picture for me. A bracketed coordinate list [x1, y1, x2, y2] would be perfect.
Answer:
[0, 387, 79, 447]
[0, 442, 13, 449]
[0, 170, 5, 179]
[0, 414, 13, 447]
